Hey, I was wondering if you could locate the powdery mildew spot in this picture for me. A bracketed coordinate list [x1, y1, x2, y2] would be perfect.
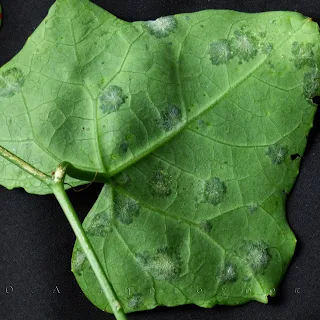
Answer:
[220, 262, 238, 283]
[86, 212, 112, 237]
[158, 104, 182, 131]
[266, 144, 288, 165]
[145, 16, 177, 38]
[230, 30, 258, 63]
[127, 293, 143, 310]
[208, 29, 271, 66]
[149, 166, 172, 197]
[0, 67, 25, 97]
[137, 246, 181, 281]
[240, 240, 271, 273]
[73, 248, 87, 275]
[203, 177, 226, 205]
[291, 41, 316, 69]
[209, 39, 233, 65]
[114, 193, 140, 225]
[99, 85, 128, 114]
[304, 67, 320, 98]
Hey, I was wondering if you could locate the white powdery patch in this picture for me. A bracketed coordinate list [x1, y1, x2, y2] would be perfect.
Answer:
[266, 144, 288, 165]
[137, 246, 181, 281]
[145, 16, 177, 38]
[99, 85, 128, 114]
[128, 294, 142, 310]
[245, 240, 271, 272]
[220, 262, 237, 283]
[73, 249, 87, 274]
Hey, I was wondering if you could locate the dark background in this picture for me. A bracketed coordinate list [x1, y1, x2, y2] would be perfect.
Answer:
[1, 0, 320, 319]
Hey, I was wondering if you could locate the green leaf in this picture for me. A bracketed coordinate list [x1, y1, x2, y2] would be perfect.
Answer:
[1, 0, 320, 313]
[0, 0, 318, 194]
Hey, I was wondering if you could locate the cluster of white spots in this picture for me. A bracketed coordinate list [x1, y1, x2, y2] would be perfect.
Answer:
[229, 30, 258, 63]
[72, 249, 87, 275]
[241, 240, 271, 273]
[209, 29, 269, 66]
[114, 193, 140, 225]
[127, 294, 143, 310]
[99, 85, 128, 114]
[304, 67, 320, 98]
[266, 144, 288, 165]
[203, 177, 227, 205]
[220, 262, 237, 283]
[209, 40, 233, 65]
[149, 165, 173, 197]
[145, 16, 177, 38]
[86, 212, 112, 237]
[158, 104, 182, 132]
[291, 41, 316, 69]
[137, 246, 181, 281]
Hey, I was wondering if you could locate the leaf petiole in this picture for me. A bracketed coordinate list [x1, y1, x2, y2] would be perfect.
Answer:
[0, 145, 127, 320]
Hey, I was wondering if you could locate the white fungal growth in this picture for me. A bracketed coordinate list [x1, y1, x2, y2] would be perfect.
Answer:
[128, 294, 142, 310]
[242, 240, 271, 272]
[220, 262, 237, 283]
[266, 144, 288, 165]
[73, 249, 87, 275]
[99, 85, 128, 114]
[145, 16, 177, 38]
[230, 30, 258, 62]
[137, 246, 181, 281]
[209, 40, 233, 65]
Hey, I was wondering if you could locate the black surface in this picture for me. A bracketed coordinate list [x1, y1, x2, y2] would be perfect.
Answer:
[1, 0, 320, 319]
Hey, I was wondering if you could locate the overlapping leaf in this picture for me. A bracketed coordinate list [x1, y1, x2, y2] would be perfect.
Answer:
[0, 0, 319, 314]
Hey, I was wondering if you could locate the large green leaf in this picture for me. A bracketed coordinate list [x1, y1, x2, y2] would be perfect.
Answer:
[1, 0, 320, 313]
[0, 0, 318, 194]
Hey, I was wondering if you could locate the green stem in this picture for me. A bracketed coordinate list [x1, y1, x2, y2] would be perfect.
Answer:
[52, 182, 127, 320]
[0, 145, 51, 184]
[0, 146, 127, 320]
[60, 161, 109, 183]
